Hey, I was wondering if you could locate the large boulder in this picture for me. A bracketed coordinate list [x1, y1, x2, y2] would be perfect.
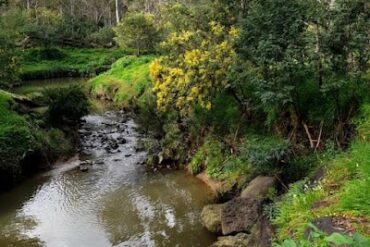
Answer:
[221, 197, 262, 235]
[211, 233, 249, 247]
[241, 176, 277, 199]
[201, 204, 224, 234]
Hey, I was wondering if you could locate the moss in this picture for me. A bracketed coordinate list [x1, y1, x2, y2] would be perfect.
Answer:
[89, 55, 154, 106]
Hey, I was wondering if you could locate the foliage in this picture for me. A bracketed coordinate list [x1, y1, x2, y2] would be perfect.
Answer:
[89, 55, 154, 105]
[240, 136, 292, 174]
[114, 12, 160, 55]
[88, 27, 115, 47]
[273, 105, 370, 243]
[188, 136, 224, 177]
[274, 231, 370, 247]
[188, 135, 252, 183]
[43, 85, 89, 126]
[192, 93, 240, 134]
[0, 90, 37, 185]
[20, 48, 124, 80]
[0, 90, 75, 190]
[0, 23, 19, 88]
[150, 21, 239, 115]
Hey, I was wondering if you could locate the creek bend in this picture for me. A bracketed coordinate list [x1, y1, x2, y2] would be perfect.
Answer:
[0, 98, 216, 246]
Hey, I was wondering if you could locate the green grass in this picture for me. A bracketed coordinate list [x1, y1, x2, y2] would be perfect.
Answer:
[0, 90, 74, 190]
[89, 55, 154, 105]
[188, 135, 253, 188]
[19, 48, 126, 80]
[0, 90, 38, 185]
[273, 104, 370, 244]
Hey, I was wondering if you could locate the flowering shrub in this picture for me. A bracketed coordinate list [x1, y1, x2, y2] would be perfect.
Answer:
[150, 22, 239, 115]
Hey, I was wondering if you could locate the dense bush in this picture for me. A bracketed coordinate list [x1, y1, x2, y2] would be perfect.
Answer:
[0, 90, 74, 190]
[43, 85, 89, 126]
[240, 136, 293, 174]
[88, 27, 115, 47]
[114, 12, 160, 55]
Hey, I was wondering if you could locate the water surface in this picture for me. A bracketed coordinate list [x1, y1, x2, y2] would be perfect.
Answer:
[0, 111, 216, 247]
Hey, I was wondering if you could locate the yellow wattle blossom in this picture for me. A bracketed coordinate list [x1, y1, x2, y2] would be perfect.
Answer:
[210, 21, 224, 36]
[229, 26, 240, 38]
[149, 21, 237, 115]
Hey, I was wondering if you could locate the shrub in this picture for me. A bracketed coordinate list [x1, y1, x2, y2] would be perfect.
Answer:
[43, 85, 89, 126]
[88, 27, 115, 47]
[240, 136, 292, 174]
[23, 48, 66, 61]
[114, 12, 160, 55]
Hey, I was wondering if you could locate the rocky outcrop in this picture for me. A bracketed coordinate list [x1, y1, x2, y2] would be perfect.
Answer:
[201, 204, 224, 234]
[221, 197, 262, 235]
[241, 176, 277, 199]
[211, 233, 249, 247]
[201, 175, 280, 246]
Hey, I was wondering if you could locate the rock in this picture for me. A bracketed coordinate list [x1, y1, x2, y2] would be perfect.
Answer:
[221, 197, 262, 235]
[80, 160, 92, 172]
[241, 176, 277, 199]
[211, 233, 249, 247]
[201, 204, 224, 234]
[247, 218, 274, 247]
[118, 137, 127, 144]
[125, 154, 132, 158]
[79, 162, 89, 172]
[95, 160, 105, 165]
[110, 141, 119, 150]
[304, 217, 347, 239]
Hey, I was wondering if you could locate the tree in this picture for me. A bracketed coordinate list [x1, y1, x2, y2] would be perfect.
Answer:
[0, 20, 19, 88]
[150, 21, 239, 115]
[114, 12, 159, 54]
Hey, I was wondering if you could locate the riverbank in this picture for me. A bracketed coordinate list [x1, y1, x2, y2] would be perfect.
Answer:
[89, 54, 370, 246]
[19, 48, 126, 80]
[0, 89, 77, 191]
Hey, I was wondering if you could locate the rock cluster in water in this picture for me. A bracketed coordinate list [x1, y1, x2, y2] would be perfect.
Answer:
[76, 111, 142, 172]
[201, 176, 278, 247]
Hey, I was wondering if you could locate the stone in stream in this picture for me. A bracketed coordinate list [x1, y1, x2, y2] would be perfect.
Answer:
[201, 204, 224, 234]
[221, 197, 262, 235]
[79, 161, 89, 172]
[95, 160, 105, 165]
[117, 137, 127, 144]
[211, 233, 249, 247]
[241, 176, 277, 199]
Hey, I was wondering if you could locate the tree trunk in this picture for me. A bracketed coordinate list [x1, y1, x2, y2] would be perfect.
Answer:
[115, 0, 120, 24]
[26, 0, 30, 10]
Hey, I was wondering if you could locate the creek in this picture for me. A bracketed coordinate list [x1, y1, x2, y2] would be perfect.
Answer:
[0, 79, 216, 247]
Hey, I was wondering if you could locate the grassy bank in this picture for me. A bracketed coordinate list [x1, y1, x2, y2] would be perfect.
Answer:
[273, 105, 370, 245]
[0, 89, 78, 191]
[19, 48, 126, 80]
[89, 55, 154, 106]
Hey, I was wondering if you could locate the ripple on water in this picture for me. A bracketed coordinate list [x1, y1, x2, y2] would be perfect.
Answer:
[0, 112, 216, 247]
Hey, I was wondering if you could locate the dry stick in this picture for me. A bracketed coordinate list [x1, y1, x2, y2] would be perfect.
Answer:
[303, 122, 315, 148]
[315, 121, 324, 150]
[274, 174, 289, 191]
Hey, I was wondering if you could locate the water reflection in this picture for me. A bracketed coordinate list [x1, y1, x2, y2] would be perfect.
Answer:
[0, 112, 216, 247]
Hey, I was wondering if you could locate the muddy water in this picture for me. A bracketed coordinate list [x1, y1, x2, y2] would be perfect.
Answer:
[0, 112, 216, 247]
